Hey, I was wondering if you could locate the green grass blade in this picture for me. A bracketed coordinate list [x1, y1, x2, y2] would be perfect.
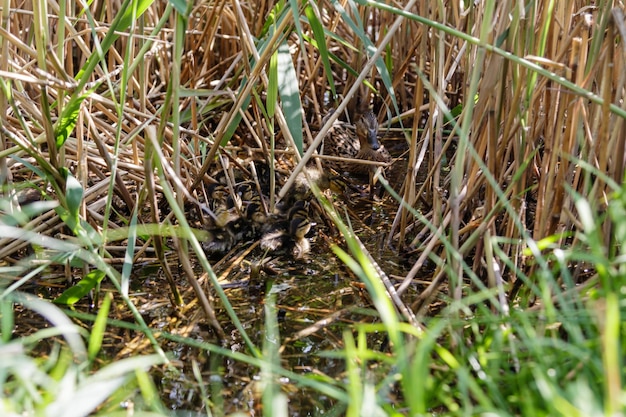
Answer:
[53, 270, 106, 306]
[167, 0, 186, 15]
[288, 0, 303, 44]
[277, 41, 303, 155]
[268, 49, 279, 119]
[121, 207, 139, 297]
[221, 81, 252, 146]
[63, 169, 83, 225]
[261, 290, 288, 417]
[88, 292, 112, 362]
[55, 88, 94, 149]
[304, 4, 336, 98]
[0, 297, 14, 343]
[343, 330, 361, 417]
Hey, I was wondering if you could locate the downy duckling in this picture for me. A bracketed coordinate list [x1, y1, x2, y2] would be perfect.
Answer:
[202, 228, 236, 254]
[260, 201, 311, 257]
[240, 193, 268, 241]
[235, 181, 255, 202]
[202, 183, 244, 254]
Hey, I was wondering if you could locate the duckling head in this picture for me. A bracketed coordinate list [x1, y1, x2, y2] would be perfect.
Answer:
[287, 200, 309, 221]
[356, 111, 381, 151]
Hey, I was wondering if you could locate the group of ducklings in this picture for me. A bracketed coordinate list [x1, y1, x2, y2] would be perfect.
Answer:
[200, 108, 392, 258]
[201, 173, 315, 258]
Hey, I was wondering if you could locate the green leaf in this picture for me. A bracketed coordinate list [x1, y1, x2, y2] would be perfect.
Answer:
[288, 0, 303, 44]
[59, 168, 89, 239]
[384, 32, 393, 76]
[55, 89, 92, 149]
[121, 208, 139, 297]
[277, 42, 303, 155]
[168, 0, 187, 15]
[304, 4, 336, 99]
[63, 169, 84, 222]
[56, 204, 104, 245]
[258, 0, 285, 38]
[221, 78, 252, 146]
[88, 292, 112, 362]
[1, 298, 14, 343]
[268, 49, 279, 119]
[54, 269, 106, 305]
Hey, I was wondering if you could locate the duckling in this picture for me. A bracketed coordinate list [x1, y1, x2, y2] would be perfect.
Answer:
[321, 110, 391, 176]
[207, 182, 227, 199]
[294, 167, 347, 196]
[260, 225, 287, 252]
[285, 200, 310, 223]
[245, 201, 265, 223]
[260, 201, 312, 257]
[202, 228, 236, 254]
[288, 214, 311, 257]
[276, 167, 348, 213]
[203, 183, 232, 226]
[245, 194, 268, 233]
[210, 196, 241, 229]
[202, 182, 245, 253]
[235, 181, 255, 202]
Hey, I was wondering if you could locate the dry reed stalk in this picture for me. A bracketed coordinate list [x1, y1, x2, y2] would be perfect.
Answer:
[384, 1, 626, 309]
[1, 0, 624, 326]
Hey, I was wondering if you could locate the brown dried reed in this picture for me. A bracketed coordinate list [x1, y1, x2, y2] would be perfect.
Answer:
[0, 0, 624, 316]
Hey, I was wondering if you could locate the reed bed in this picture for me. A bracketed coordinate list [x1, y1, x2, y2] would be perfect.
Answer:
[1, 0, 625, 415]
[1, 0, 623, 310]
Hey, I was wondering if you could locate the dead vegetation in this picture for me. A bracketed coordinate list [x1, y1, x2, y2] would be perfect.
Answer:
[1, 0, 625, 329]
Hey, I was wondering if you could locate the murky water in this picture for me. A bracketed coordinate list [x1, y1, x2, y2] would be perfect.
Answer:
[135, 196, 423, 415]
[152, 239, 380, 414]
[11, 201, 427, 416]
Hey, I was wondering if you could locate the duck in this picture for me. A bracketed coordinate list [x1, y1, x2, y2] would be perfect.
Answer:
[321, 110, 391, 177]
